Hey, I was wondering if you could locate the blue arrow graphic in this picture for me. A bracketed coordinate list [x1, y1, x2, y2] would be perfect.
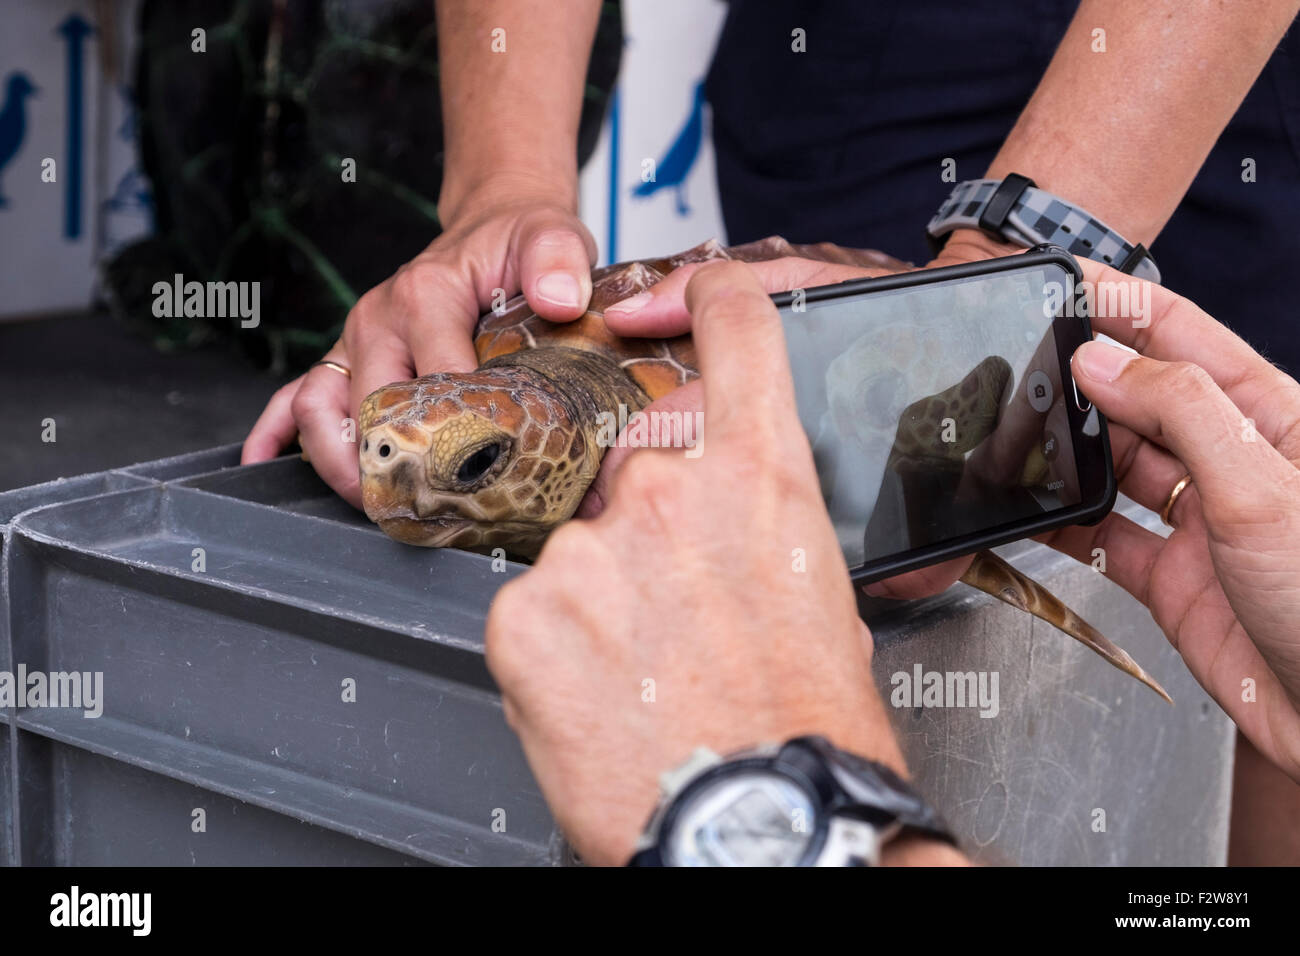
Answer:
[606, 86, 620, 264]
[57, 13, 93, 240]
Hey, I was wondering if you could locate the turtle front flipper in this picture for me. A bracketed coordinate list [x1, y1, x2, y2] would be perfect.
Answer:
[960, 550, 1172, 703]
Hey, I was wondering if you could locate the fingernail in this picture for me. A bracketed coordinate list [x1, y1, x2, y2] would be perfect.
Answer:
[536, 272, 582, 309]
[1073, 341, 1136, 383]
[605, 292, 652, 316]
[862, 582, 888, 597]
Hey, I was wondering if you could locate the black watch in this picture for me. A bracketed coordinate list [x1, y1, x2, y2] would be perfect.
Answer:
[627, 736, 956, 867]
[927, 173, 1161, 283]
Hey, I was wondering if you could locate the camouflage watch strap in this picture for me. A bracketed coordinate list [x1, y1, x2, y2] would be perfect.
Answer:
[927, 176, 1162, 284]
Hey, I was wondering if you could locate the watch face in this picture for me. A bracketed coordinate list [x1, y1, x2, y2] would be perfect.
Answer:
[665, 770, 817, 867]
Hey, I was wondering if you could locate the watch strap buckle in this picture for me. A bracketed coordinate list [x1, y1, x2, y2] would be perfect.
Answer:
[1117, 241, 1153, 276]
[976, 172, 1036, 235]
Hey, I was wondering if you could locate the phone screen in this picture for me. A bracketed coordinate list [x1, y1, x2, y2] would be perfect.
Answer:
[779, 261, 1097, 573]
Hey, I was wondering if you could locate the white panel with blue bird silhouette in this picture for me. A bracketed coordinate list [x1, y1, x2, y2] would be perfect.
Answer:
[578, 0, 728, 265]
[0, 0, 149, 319]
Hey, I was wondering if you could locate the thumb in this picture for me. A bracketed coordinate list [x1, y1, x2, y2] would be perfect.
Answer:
[862, 555, 973, 600]
[574, 380, 705, 519]
[1071, 340, 1295, 531]
[513, 209, 597, 321]
[603, 256, 892, 339]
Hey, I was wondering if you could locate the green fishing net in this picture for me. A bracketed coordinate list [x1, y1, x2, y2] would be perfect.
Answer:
[103, 0, 622, 373]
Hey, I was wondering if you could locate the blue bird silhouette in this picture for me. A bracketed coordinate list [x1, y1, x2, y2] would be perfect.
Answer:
[632, 82, 706, 216]
[0, 72, 37, 208]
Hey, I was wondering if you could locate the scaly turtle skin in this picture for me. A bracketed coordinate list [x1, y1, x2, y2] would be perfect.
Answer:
[357, 237, 1169, 701]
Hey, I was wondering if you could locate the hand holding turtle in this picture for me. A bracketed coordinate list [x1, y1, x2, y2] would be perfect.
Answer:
[1047, 261, 1300, 781]
[242, 183, 597, 508]
[484, 261, 962, 866]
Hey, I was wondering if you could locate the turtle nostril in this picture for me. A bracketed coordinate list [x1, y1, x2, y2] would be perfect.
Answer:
[360, 429, 403, 475]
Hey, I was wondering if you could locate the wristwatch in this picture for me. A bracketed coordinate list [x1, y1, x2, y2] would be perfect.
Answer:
[926, 173, 1161, 283]
[627, 736, 956, 867]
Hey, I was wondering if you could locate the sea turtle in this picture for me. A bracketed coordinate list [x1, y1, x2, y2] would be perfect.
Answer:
[357, 237, 1169, 701]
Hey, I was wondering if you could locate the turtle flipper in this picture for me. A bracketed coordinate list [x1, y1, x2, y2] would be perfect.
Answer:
[959, 549, 1172, 704]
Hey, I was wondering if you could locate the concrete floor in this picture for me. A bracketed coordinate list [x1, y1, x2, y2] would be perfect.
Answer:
[0, 310, 292, 492]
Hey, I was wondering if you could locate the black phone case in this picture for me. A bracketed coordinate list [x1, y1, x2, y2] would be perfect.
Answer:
[769, 245, 1117, 585]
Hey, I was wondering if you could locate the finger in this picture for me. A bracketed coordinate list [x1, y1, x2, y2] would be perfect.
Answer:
[1105, 421, 1202, 526]
[514, 210, 597, 321]
[1076, 259, 1300, 451]
[861, 555, 973, 600]
[374, 268, 481, 378]
[601, 261, 704, 338]
[348, 332, 416, 433]
[1038, 510, 1168, 609]
[242, 376, 304, 463]
[1077, 259, 1258, 374]
[407, 314, 482, 377]
[684, 261, 802, 441]
[1072, 342, 1296, 532]
[404, 279, 482, 376]
[292, 369, 362, 508]
[604, 256, 888, 338]
[574, 380, 705, 519]
[1043, 506, 1300, 755]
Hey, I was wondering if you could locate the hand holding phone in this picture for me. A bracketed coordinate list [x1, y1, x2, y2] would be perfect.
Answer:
[771, 247, 1114, 582]
[601, 246, 1163, 699]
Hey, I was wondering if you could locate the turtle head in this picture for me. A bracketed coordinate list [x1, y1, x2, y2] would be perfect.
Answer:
[358, 366, 596, 556]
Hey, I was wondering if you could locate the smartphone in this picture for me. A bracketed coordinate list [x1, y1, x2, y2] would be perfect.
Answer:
[770, 246, 1115, 584]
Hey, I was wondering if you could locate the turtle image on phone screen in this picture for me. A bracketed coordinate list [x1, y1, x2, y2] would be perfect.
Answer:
[782, 263, 1098, 571]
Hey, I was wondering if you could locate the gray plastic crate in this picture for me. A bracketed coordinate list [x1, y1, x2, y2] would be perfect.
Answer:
[0, 446, 1233, 865]
[0, 722, 11, 867]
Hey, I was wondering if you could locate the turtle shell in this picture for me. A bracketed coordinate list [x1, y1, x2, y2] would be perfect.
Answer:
[472, 236, 908, 401]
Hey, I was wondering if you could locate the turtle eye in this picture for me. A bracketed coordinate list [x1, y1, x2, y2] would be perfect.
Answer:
[456, 443, 502, 484]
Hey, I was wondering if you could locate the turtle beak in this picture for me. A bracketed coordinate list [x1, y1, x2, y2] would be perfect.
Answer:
[374, 515, 477, 548]
[360, 425, 482, 548]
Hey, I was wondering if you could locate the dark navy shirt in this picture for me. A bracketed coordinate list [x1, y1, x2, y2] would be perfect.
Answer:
[707, 1, 1300, 374]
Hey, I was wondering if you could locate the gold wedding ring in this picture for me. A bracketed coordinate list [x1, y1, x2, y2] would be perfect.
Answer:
[297, 358, 351, 463]
[311, 359, 352, 379]
[1160, 474, 1193, 528]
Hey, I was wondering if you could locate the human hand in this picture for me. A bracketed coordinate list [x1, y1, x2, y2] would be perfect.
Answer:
[591, 252, 969, 599]
[850, 228, 1076, 599]
[576, 252, 895, 518]
[241, 182, 596, 507]
[1046, 260, 1300, 780]
[924, 227, 1021, 272]
[485, 262, 962, 865]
